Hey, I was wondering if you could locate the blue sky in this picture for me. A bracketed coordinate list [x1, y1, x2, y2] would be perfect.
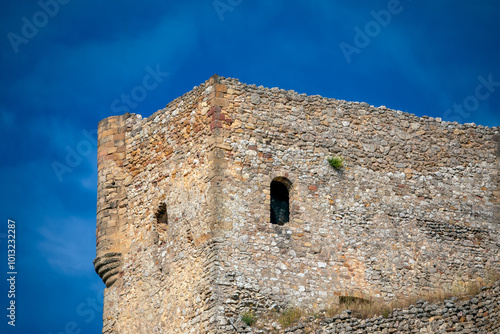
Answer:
[0, 1, 499, 332]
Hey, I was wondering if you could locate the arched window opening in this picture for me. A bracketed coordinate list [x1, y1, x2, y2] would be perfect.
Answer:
[270, 179, 290, 225]
[155, 202, 168, 225]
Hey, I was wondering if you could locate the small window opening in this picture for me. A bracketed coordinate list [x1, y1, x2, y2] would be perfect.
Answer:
[153, 202, 168, 245]
[155, 203, 168, 225]
[270, 179, 290, 225]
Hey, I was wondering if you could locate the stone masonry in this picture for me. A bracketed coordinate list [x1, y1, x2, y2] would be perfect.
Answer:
[94, 75, 499, 333]
[233, 281, 500, 333]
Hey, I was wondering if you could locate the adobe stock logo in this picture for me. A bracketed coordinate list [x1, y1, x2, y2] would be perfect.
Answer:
[52, 64, 169, 183]
[7, 0, 71, 54]
[110, 65, 169, 114]
[51, 129, 97, 183]
[444, 74, 499, 123]
[339, 0, 409, 64]
[47, 289, 104, 334]
[212, 0, 243, 21]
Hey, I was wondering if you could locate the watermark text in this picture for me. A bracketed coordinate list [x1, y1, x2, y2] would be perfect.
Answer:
[6, 219, 16, 326]
[212, 0, 243, 21]
[339, 0, 409, 63]
[7, 0, 71, 54]
[444, 74, 499, 123]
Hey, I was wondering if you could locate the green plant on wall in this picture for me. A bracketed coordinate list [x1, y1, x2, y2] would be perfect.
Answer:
[241, 311, 257, 326]
[327, 155, 344, 170]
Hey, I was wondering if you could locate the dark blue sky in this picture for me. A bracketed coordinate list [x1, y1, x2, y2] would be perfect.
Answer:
[0, 1, 499, 333]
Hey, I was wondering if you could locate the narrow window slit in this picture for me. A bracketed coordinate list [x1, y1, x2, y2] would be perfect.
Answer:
[270, 178, 290, 225]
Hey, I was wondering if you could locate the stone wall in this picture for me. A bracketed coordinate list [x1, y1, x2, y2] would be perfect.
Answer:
[209, 77, 499, 331]
[95, 75, 499, 333]
[318, 282, 500, 334]
[239, 280, 500, 333]
[95, 77, 232, 333]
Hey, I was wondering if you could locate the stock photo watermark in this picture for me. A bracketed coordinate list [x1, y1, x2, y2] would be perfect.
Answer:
[47, 289, 104, 334]
[52, 64, 168, 182]
[6, 219, 16, 327]
[339, 0, 410, 64]
[213, 0, 243, 21]
[443, 74, 499, 123]
[7, 0, 72, 54]
[51, 129, 97, 183]
[110, 64, 169, 114]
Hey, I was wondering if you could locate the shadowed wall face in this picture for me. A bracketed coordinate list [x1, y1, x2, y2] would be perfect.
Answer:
[270, 180, 289, 225]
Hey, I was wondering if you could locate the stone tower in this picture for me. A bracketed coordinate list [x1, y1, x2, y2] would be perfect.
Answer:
[95, 75, 499, 333]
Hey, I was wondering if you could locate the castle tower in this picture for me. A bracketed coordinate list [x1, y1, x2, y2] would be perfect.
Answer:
[95, 75, 500, 333]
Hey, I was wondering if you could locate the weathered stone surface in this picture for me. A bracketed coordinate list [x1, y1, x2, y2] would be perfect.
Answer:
[93, 252, 122, 287]
[95, 75, 499, 333]
[276, 282, 500, 334]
